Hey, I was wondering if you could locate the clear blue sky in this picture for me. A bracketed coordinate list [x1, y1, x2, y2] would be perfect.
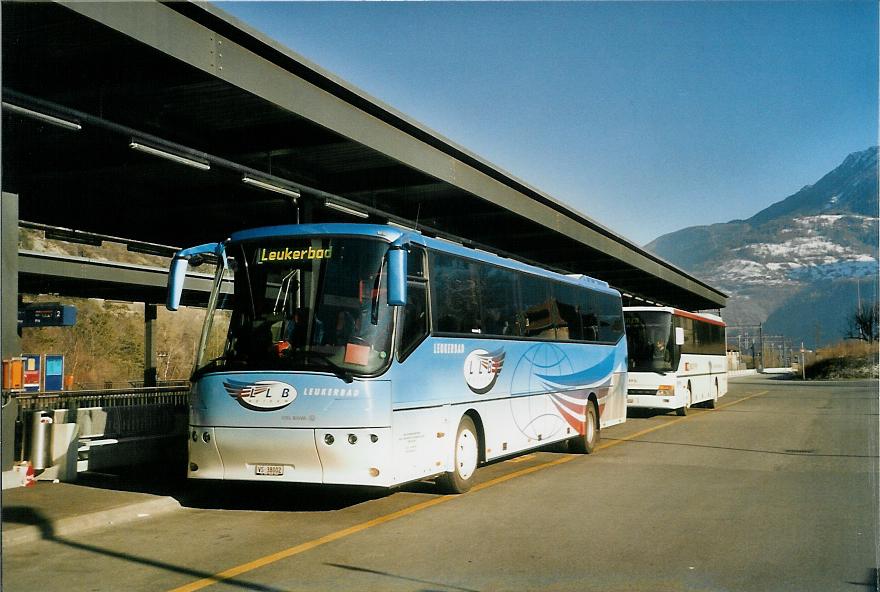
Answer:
[220, 1, 877, 246]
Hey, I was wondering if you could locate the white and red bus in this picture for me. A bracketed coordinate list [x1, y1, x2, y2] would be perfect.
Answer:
[623, 307, 727, 415]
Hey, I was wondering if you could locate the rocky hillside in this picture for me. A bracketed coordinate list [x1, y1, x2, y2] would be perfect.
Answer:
[647, 147, 878, 347]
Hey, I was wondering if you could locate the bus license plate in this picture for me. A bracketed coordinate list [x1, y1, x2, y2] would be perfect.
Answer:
[255, 464, 284, 476]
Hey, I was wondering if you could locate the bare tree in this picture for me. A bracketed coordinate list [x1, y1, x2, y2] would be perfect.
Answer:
[846, 302, 879, 343]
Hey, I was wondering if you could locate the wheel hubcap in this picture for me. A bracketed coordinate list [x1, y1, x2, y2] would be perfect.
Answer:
[456, 428, 478, 480]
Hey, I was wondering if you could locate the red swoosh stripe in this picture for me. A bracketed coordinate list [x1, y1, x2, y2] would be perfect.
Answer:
[550, 395, 587, 435]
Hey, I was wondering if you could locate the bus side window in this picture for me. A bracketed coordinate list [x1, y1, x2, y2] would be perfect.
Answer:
[678, 317, 696, 353]
[429, 251, 480, 334]
[581, 292, 600, 342]
[554, 283, 584, 341]
[583, 314, 599, 342]
[519, 274, 554, 339]
[480, 265, 518, 337]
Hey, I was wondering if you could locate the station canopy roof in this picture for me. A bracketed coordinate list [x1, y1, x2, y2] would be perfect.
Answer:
[2, 1, 726, 311]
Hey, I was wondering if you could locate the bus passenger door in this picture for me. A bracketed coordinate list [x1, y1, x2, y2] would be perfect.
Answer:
[396, 246, 429, 363]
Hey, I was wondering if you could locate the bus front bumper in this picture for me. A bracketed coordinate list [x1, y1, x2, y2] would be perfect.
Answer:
[188, 426, 393, 487]
[626, 393, 681, 410]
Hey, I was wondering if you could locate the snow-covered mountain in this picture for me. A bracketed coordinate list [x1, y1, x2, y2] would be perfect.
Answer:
[646, 147, 879, 347]
[714, 214, 877, 285]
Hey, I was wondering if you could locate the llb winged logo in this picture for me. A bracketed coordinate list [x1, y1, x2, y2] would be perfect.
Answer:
[463, 348, 506, 394]
[223, 381, 270, 399]
[222, 380, 297, 411]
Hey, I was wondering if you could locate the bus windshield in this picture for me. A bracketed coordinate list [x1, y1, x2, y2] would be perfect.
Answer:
[195, 236, 394, 379]
[624, 310, 675, 374]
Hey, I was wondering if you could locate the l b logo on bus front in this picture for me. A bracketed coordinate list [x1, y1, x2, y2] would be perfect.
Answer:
[223, 380, 298, 411]
[463, 348, 505, 395]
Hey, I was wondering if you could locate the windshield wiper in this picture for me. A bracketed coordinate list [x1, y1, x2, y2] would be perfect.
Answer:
[288, 350, 354, 384]
[191, 356, 240, 380]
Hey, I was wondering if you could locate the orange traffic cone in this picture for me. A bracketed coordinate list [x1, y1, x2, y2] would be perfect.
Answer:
[24, 462, 35, 487]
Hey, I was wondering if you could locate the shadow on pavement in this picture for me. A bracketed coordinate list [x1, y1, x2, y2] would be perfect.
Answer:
[1, 506, 288, 591]
[2, 506, 56, 540]
[73, 460, 189, 498]
[626, 407, 679, 419]
[733, 373, 798, 383]
[183, 480, 393, 511]
[73, 460, 395, 512]
[846, 568, 879, 590]
[608, 437, 879, 459]
[326, 562, 480, 592]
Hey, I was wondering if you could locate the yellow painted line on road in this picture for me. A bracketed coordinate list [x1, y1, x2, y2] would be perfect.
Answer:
[167, 389, 768, 592]
[166, 456, 578, 592]
[507, 453, 536, 463]
[165, 494, 454, 592]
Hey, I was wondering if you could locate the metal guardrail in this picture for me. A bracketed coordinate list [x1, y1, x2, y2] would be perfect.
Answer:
[3, 387, 190, 465]
[10, 386, 190, 417]
[65, 380, 190, 391]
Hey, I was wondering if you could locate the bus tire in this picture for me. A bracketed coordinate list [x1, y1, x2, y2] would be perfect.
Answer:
[711, 379, 721, 408]
[676, 385, 691, 416]
[706, 382, 718, 409]
[570, 400, 600, 454]
[437, 415, 479, 494]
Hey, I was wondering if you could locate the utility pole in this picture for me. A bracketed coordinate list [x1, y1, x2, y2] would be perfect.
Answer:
[800, 342, 806, 380]
[857, 278, 862, 314]
[757, 323, 764, 372]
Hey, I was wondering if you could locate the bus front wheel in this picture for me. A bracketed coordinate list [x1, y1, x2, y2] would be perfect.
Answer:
[676, 385, 691, 416]
[437, 415, 479, 494]
[570, 400, 599, 454]
[705, 380, 719, 409]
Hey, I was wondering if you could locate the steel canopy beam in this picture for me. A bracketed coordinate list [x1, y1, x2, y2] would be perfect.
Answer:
[59, 1, 725, 310]
[18, 251, 231, 306]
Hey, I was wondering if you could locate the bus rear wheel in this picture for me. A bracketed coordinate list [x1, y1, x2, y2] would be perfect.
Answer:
[437, 415, 479, 494]
[570, 400, 599, 454]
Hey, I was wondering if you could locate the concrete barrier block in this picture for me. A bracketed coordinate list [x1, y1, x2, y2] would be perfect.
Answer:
[39, 422, 79, 482]
[71, 407, 108, 439]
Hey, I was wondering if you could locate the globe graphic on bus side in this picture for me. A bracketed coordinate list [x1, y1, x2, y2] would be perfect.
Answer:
[508, 343, 575, 440]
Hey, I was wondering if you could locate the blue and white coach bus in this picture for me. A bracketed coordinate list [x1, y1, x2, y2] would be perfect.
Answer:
[166, 224, 627, 493]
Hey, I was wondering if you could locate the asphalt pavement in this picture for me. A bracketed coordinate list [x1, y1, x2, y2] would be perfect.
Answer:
[1, 375, 877, 592]
[2, 460, 189, 548]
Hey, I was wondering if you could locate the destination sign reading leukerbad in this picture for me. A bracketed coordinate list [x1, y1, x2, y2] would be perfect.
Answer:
[255, 245, 333, 263]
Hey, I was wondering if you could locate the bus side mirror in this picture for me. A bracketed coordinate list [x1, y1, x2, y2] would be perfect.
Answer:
[675, 327, 685, 346]
[387, 246, 407, 306]
[166, 242, 222, 311]
[167, 257, 189, 311]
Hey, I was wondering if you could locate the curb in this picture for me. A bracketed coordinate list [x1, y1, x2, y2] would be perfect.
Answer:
[2, 495, 181, 548]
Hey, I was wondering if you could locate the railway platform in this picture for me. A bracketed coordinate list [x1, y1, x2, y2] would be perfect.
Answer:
[1, 463, 186, 548]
